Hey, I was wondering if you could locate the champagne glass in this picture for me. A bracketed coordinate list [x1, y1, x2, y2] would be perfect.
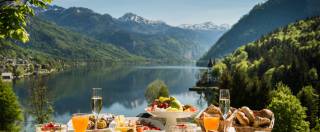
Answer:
[219, 89, 230, 132]
[91, 88, 102, 130]
[72, 113, 89, 132]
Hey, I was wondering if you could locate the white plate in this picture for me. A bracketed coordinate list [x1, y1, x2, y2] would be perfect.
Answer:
[125, 117, 165, 131]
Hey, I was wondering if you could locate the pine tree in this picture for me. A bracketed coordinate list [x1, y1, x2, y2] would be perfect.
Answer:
[0, 80, 23, 131]
[297, 86, 319, 129]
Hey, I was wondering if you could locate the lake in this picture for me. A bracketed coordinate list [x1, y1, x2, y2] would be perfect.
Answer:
[13, 64, 210, 130]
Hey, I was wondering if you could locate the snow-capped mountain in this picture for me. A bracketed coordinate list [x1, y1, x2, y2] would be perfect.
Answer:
[179, 22, 230, 31]
[119, 13, 165, 25]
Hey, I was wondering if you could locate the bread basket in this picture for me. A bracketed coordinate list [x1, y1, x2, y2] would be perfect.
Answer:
[233, 110, 275, 132]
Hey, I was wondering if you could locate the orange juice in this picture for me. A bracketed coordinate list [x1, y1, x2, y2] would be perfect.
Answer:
[203, 116, 220, 132]
[72, 114, 89, 132]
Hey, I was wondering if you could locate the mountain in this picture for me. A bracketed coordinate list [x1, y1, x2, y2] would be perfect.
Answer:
[210, 16, 320, 117]
[0, 17, 142, 64]
[37, 6, 228, 61]
[209, 16, 320, 130]
[119, 12, 165, 25]
[198, 0, 320, 66]
[179, 22, 229, 31]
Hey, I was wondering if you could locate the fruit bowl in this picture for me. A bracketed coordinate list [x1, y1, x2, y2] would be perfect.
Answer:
[145, 108, 198, 132]
[146, 96, 198, 131]
[146, 108, 197, 119]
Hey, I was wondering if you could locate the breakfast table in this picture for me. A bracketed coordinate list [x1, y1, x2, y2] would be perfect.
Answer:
[64, 112, 237, 132]
[37, 90, 273, 132]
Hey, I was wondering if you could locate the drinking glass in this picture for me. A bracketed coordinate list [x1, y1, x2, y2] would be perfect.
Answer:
[219, 89, 230, 132]
[203, 114, 220, 132]
[91, 88, 102, 129]
[72, 113, 89, 132]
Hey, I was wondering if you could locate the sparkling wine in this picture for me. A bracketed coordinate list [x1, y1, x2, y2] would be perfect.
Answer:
[219, 98, 230, 119]
[91, 96, 102, 115]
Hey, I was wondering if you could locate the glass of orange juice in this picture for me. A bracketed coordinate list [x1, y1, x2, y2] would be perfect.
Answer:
[72, 113, 89, 132]
[203, 114, 220, 132]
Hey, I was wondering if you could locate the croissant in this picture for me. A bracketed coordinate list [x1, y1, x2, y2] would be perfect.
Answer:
[236, 111, 250, 126]
[253, 116, 271, 127]
[240, 106, 255, 123]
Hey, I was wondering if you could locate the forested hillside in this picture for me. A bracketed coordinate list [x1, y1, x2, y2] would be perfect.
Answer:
[0, 40, 59, 65]
[198, 0, 320, 66]
[211, 17, 320, 130]
[0, 17, 143, 64]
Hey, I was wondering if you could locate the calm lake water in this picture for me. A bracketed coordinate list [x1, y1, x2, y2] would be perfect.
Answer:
[13, 64, 209, 130]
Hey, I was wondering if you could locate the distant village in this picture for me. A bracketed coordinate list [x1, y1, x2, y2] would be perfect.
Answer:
[0, 56, 55, 81]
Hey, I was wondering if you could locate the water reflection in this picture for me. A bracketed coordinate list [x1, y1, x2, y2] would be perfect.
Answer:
[195, 89, 219, 106]
[13, 65, 209, 127]
[27, 75, 54, 124]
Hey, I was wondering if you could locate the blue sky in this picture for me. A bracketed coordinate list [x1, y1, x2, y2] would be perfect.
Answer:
[52, 0, 266, 26]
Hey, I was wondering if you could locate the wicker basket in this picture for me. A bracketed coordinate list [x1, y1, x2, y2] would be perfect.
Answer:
[195, 107, 237, 132]
[233, 110, 275, 132]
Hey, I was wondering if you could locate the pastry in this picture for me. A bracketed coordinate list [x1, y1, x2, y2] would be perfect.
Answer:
[260, 109, 273, 119]
[87, 120, 95, 130]
[253, 116, 271, 127]
[206, 105, 221, 115]
[89, 115, 96, 122]
[97, 119, 107, 129]
[240, 106, 255, 123]
[236, 111, 250, 126]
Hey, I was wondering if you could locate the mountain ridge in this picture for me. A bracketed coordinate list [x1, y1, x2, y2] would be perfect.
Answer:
[38, 5, 228, 60]
[179, 22, 229, 31]
[197, 0, 320, 66]
[210, 16, 320, 120]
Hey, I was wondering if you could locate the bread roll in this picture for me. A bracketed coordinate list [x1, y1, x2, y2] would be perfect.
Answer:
[236, 111, 250, 126]
[87, 120, 95, 129]
[206, 105, 221, 115]
[97, 119, 108, 129]
[253, 116, 271, 127]
[260, 109, 273, 119]
[240, 106, 255, 123]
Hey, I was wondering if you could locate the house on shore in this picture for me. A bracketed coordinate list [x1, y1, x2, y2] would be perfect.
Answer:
[1, 72, 13, 81]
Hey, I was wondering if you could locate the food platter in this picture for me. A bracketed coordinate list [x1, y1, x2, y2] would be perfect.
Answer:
[67, 113, 113, 131]
[35, 123, 67, 132]
[66, 114, 165, 132]
[124, 117, 165, 132]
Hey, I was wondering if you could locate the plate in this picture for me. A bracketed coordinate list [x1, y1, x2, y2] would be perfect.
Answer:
[67, 113, 113, 132]
[125, 117, 165, 131]
[35, 123, 67, 132]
